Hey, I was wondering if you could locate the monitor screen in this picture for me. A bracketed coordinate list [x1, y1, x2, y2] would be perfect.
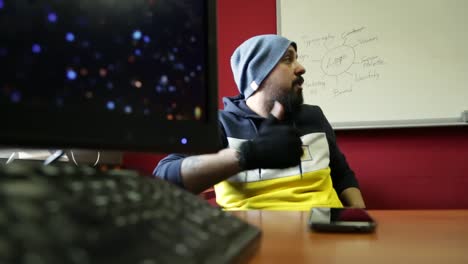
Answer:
[0, 0, 219, 154]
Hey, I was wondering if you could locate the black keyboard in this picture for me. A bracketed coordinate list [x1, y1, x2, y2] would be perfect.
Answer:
[0, 162, 261, 264]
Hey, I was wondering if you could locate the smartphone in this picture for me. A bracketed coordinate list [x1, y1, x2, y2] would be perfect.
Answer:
[308, 207, 377, 233]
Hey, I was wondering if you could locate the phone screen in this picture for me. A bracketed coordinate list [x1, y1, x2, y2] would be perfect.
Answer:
[309, 207, 376, 232]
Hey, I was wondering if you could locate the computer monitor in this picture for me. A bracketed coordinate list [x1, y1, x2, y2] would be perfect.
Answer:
[0, 0, 219, 154]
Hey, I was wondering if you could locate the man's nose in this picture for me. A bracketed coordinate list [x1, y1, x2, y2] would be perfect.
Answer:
[295, 62, 306, 75]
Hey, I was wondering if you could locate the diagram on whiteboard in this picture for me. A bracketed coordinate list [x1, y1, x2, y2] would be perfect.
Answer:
[297, 26, 385, 98]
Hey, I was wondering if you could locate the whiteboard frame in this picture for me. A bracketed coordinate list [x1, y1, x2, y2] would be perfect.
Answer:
[276, 0, 468, 129]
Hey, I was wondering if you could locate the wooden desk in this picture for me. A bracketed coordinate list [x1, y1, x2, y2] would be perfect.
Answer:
[232, 210, 468, 264]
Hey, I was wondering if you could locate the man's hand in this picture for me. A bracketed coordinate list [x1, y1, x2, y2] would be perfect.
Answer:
[238, 101, 303, 170]
[340, 187, 366, 208]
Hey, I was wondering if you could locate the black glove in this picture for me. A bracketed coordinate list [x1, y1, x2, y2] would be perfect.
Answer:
[238, 114, 303, 170]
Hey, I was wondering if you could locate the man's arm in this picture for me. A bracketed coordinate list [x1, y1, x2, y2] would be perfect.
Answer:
[153, 149, 241, 193]
[181, 110, 303, 193]
[314, 106, 366, 207]
[339, 187, 366, 208]
[180, 148, 242, 193]
[155, 101, 303, 194]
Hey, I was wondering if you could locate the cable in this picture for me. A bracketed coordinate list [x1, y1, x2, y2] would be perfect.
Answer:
[6, 152, 18, 164]
[70, 150, 101, 167]
[43, 150, 65, 166]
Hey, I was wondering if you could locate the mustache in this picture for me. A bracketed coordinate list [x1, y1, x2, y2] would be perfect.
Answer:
[292, 76, 304, 86]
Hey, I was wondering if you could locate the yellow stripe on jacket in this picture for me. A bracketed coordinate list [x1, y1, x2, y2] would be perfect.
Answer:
[214, 167, 342, 210]
[215, 132, 343, 210]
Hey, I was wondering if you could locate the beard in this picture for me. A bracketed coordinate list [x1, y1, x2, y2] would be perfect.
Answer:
[266, 76, 304, 118]
[280, 89, 303, 116]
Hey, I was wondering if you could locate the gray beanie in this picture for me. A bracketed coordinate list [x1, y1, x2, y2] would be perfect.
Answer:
[230, 34, 297, 99]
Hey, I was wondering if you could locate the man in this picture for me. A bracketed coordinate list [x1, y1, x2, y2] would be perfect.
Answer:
[154, 34, 365, 210]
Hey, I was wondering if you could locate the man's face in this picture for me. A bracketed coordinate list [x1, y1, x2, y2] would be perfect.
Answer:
[261, 45, 306, 117]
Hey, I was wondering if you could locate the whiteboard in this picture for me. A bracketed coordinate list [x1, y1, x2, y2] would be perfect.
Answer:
[277, 0, 468, 129]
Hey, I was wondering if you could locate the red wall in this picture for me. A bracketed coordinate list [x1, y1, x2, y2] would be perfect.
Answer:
[124, 0, 468, 209]
[216, 0, 278, 108]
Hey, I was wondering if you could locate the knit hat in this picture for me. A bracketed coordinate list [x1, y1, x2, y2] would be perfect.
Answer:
[230, 34, 297, 99]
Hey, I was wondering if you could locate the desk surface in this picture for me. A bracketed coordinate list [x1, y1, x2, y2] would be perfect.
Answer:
[232, 210, 468, 264]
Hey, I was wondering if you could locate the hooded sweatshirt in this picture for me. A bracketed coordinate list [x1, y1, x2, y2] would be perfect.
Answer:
[154, 95, 359, 210]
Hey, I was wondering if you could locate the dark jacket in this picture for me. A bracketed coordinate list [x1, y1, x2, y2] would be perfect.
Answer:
[154, 95, 359, 194]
